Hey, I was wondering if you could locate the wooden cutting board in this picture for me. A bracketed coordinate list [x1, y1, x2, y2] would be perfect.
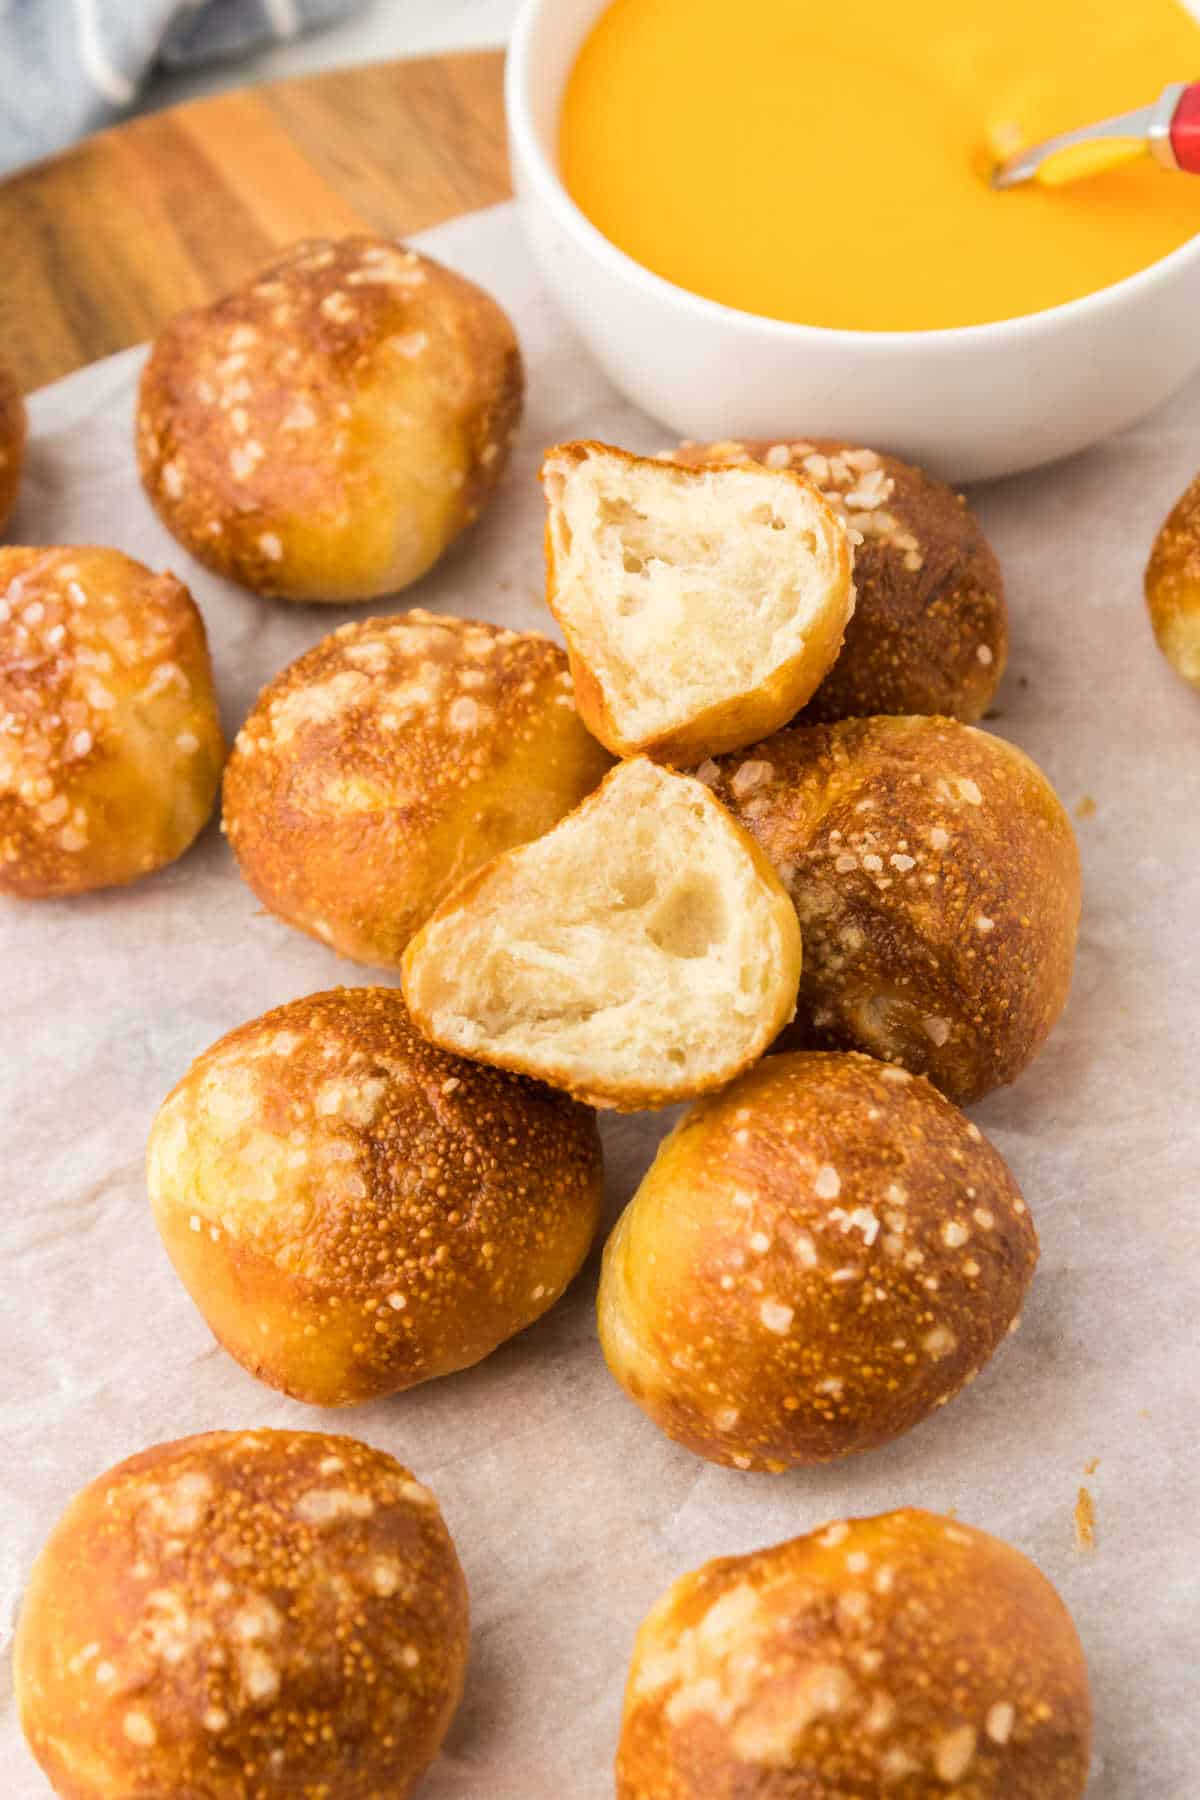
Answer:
[0, 50, 509, 393]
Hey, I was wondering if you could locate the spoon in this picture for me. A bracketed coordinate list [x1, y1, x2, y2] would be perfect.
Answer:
[991, 80, 1200, 188]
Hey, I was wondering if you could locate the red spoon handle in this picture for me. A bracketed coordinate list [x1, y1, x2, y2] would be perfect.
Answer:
[1171, 80, 1200, 174]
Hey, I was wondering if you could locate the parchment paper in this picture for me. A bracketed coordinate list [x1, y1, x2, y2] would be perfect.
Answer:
[2, 203, 1198, 1798]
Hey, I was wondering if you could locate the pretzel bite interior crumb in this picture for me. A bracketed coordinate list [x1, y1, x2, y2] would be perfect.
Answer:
[541, 441, 853, 762]
[402, 757, 802, 1110]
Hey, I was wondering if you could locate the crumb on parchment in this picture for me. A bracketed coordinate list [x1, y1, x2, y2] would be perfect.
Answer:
[1074, 1487, 1096, 1552]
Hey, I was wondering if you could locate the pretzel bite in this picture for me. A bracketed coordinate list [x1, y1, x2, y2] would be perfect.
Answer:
[701, 716, 1080, 1104]
[0, 360, 25, 532]
[1145, 469, 1200, 689]
[0, 546, 223, 898]
[671, 438, 1006, 723]
[599, 1052, 1035, 1470]
[222, 611, 612, 967]
[617, 1508, 1091, 1800]
[541, 441, 854, 762]
[137, 236, 523, 601]
[15, 1429, 468, 1800]
[147, 987, 603, 1405]
[402, 757, 802, 1110]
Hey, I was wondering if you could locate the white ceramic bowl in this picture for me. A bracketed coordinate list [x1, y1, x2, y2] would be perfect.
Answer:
[506, 0, 1200, 481]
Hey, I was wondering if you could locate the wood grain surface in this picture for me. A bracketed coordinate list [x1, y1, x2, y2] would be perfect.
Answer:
[0, 50, 509, 393]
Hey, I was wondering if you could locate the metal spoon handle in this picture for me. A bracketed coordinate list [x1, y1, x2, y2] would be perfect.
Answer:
[991, 80, 1200, 188]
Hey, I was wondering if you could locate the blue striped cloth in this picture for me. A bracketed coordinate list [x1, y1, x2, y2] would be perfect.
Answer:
[0, 0, 366, 175]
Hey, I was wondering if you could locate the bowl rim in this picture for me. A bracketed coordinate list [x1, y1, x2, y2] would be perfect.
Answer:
[506, 0, 1200, 351]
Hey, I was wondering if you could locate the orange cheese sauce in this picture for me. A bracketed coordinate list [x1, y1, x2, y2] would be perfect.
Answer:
[559, 0, 1200, 330]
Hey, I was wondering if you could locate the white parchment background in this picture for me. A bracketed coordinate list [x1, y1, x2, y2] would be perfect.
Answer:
[2, 204, 1198, 1797]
